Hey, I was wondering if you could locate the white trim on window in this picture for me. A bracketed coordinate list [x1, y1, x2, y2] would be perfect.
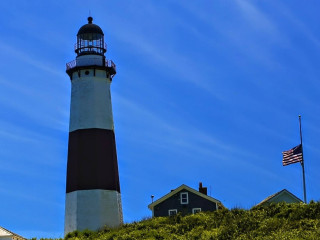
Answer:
[192, 208, 201, 214]
[168, 209, 178, 216]
[180, 192, 189, 204]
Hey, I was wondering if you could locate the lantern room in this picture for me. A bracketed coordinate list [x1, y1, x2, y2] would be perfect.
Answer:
[75, 17, 107, 56]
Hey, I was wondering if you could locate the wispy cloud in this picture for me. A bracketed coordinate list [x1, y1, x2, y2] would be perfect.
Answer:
[0, 119, 66, 167]
[116, 94, 263, 163]
[235, 0, 277, 34]
[115, 29, 222, 97]
[0, 76, 69, 132]
[0, 186, 63, 208]
[107, 5, 225, 101]
[114, 92, 298, 189]
[0, 40, 65, 79]
[275, 1, 320, 49]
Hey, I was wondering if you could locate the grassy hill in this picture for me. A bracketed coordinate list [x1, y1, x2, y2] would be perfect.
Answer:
[37, 202, 320, 240]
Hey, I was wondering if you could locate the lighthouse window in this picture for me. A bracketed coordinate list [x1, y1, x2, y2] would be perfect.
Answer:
[85, 70, 90, 75]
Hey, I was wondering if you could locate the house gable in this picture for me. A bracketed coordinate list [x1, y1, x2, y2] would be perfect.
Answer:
[256, 189, 302, 207]
[0, 227, 26, 240]
[148, 184, 222, 217]
[0, 227, 11, 237]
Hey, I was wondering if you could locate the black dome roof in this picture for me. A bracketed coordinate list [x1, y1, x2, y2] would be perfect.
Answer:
[77, 17, 104, 36]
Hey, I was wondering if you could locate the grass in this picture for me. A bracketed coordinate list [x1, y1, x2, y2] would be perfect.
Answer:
[32, 201, 320, 240]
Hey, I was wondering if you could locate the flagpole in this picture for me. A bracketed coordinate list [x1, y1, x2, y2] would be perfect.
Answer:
[299, 115, 307, 203]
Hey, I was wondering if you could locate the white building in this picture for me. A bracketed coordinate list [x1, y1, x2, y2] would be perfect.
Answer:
[0, 226, 26, 240]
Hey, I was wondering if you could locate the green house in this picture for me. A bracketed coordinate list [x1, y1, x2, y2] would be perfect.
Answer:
[256, 189, 303, 207]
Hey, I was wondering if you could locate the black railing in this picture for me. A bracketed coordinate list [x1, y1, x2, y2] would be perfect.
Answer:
[66, 60, 76, 71]
[74, 43, 107, 55]
[66, 59, 116, 72]
[105, 60, 117, 72]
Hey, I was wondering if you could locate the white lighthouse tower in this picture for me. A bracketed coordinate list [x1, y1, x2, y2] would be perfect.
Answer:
[64, 17, 122, 235]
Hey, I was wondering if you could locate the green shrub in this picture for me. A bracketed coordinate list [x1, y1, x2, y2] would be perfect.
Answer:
[37, 202, 320, 240]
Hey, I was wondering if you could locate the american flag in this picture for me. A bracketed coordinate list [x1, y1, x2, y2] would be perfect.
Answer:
[282, 144, 303, 166]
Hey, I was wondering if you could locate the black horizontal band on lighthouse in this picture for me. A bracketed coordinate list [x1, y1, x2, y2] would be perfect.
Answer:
[66, 128, 120, 193]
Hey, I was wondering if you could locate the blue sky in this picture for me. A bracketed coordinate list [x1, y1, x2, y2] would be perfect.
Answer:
[1, 0, 320, 238]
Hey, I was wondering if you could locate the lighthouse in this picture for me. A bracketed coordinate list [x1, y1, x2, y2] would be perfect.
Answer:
[64, 17, 122, 235]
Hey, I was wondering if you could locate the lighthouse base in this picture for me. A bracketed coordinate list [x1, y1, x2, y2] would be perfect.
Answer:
[64, 189, 122, 235]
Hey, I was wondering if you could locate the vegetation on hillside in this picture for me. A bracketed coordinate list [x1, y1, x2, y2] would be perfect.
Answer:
[34, 202, 320, 240]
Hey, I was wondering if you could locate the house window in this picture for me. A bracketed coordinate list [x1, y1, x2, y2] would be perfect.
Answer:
[180, 192, 189, 204]
[192, 208, 201, 214]
[168, 209, 177, 216]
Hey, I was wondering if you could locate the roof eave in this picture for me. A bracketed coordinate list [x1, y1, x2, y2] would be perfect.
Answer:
[148, 184, 222, 210]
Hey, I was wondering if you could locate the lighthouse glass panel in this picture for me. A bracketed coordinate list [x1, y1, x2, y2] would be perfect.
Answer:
[77, 33, 105, 55]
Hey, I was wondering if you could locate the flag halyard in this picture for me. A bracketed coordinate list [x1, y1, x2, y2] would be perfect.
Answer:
[282, 144, 303, 166]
